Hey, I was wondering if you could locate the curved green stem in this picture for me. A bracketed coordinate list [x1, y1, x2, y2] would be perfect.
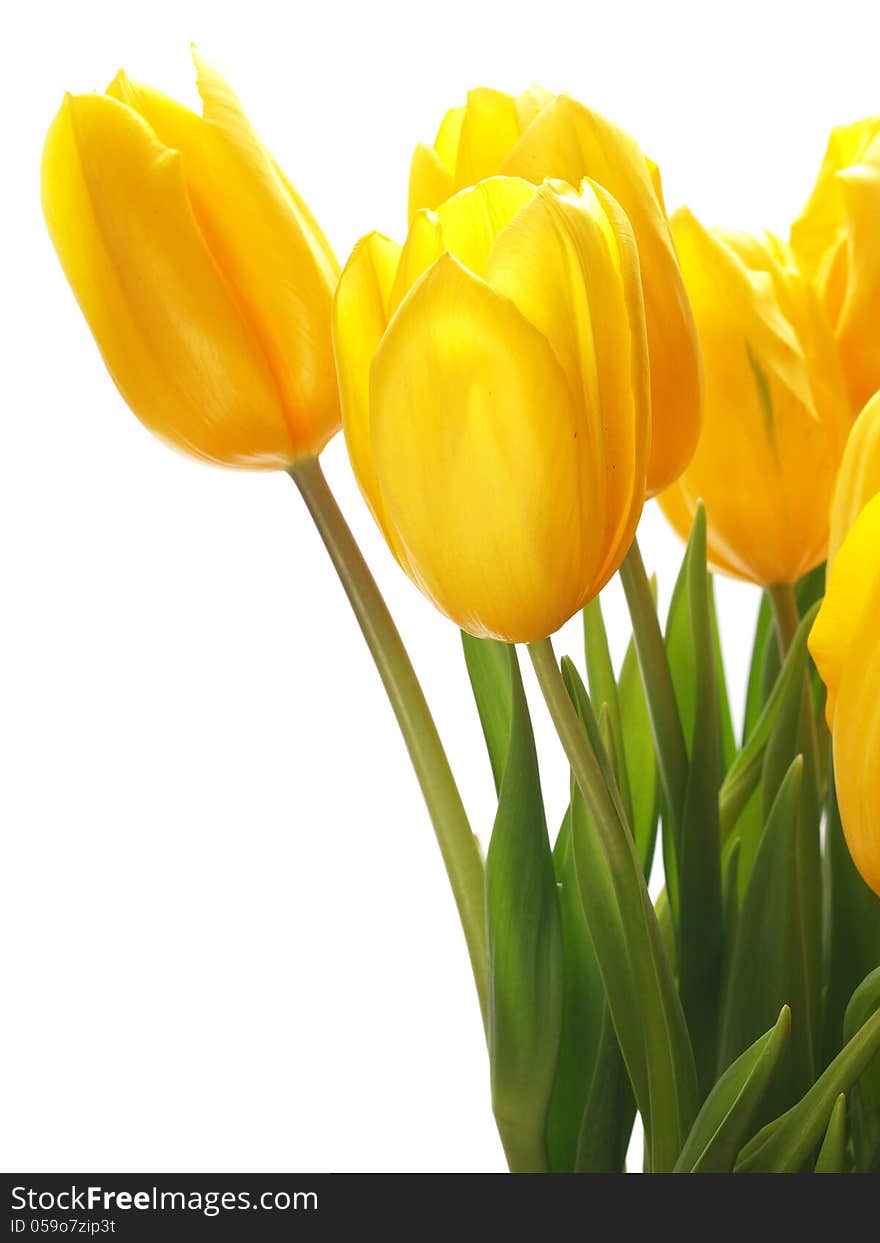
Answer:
[290, 456, 487, 1030]
[619, 539, 688, 841]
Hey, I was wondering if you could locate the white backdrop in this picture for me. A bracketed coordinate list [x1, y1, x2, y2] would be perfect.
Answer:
[3, 0, 876, 1173]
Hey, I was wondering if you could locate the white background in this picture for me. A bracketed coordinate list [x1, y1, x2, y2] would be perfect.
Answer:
[2, 0, 877, 1173]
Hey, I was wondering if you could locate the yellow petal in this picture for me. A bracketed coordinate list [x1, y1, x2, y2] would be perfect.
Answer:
[454, 88, 521, 189]
[370, 254, 592, 642]
[333, 231, 408, 566]
[810, 491, 880, 727]
[407, 142, 454, 221]
[829, 390, 880, 564]
[834, 162, 880, 412]
[662, 210, 847, 584]
[831, 574, 880, 895]
[41, 92, 290, 467]
[112, 53, 340, 457]
[502, 96, 701, 495]
[485, 178, 649, 583]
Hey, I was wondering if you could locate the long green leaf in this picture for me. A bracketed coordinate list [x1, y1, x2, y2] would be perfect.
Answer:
[619, 630, 660, 877]
[719, 758, 814, 1117]
[737, 1007, 880, 1172]
[561, 659, 697, 1170]
[743, 593, 774, 745]
[719, 603, 818, 840]
[674, 1006, 790, 1172]
[461, 632, 513, 795]
[583, 598, 633, 824]
[814, 1095, 847, 1173]
[486, 647, 563, 1172]
[843, 967, 880, 1172]
[547, 811, 634, 1172]
[709, 577, 737, 774]
[666, 505, 724, 1097]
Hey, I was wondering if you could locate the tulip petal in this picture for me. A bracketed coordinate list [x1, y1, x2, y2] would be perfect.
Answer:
[829, 391, 880, 564]
[455, 88, 521, 189]
[834, 163, 880, 411]
[503, 96, 701, 495]
[809, 492, 880, 728]
[333, 231, 409, 566]
[407, 142, 454, 221]
[485, 178, 649, 583]
[113, 52, 340, 456]
[371, 253, 589, 642]
[41, 92, 291, 467]
[664, 210, 845, 584]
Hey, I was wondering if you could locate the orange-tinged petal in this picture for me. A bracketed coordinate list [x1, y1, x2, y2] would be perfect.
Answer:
[370, 254, 593, 643]
[829, 390, 880, 564]
[111, 52, 340, 457]
[42, 92, 290, 468]
[333, 231, 408, 566]
[660, 210, 848, 585]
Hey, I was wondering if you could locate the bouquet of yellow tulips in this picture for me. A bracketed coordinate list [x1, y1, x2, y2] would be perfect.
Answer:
[42, 52, 880, 1173]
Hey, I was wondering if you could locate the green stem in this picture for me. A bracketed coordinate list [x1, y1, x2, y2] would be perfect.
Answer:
[528, 636, 696, 1172]
[290, 456, 487, 1030]
[767, 581, 801, 657]
[619, 539, 688, 840]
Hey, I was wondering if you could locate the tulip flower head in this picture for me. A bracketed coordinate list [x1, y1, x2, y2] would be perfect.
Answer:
[42, 51, 340, 468]
[408, 87, 702, 497]
[334, 176, 651, 643]
[791, 115, 880, 414]
[659, 213, 851, 586]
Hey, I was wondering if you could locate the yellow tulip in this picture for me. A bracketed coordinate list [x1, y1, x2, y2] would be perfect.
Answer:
[791, 115, 880, 414]
[809, 494, 880, 894]
[658, 211, 851, 585]
[42, 51, 339, 468]
[334, 176, 651, 643]
[408, 87, 702, 497]
[828, 390, 880, 564]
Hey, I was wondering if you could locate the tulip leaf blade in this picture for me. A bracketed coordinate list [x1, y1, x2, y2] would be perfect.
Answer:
[813, 1095, 848, 1173]
[666, 503, 724, 1096]
[618, 630, 659, 877]
[461, 632, 513, 795]
[736, 1005, 880, 1173]
[583, 597, 633, 824]
[547, 807, 635, 1172]
[719, 756, 814, 1118]
[486, 646, 563, 1173]
[843, 966, 880, 1172]
[674, 1005, 791, 1173]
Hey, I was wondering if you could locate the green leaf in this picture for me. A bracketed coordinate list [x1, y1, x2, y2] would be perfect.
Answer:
[461, 632, 513, 795]
[737, 1005, 880, 1172]
[814, 1095, 847, 1173]
[674, 1006, 791, 1173]
[486, 647, 564, 1172]
[583, 598, 633, 824]
[666, 504, 724, 1097]
[561, 658, 698, 1171]
[619, 630, 659, 877]
[709, 577, 737, 774]
[843, 967, 880, 1172]
[547, 810, 634, 1172]
[719, 603, 819, 841]
[719, 758, 814, 1117]
[742, 593, 773, 745]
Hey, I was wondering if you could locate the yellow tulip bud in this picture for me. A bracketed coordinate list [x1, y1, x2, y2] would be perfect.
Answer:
[809, 495, 880, 895]
[334, 176, 651, 643]
[791, 115, 880, 414]
[408, 88, 702, 496]
[658, 211, 851, 586]
[828, 390, 880, 565]
[42, 51, 340, 468]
